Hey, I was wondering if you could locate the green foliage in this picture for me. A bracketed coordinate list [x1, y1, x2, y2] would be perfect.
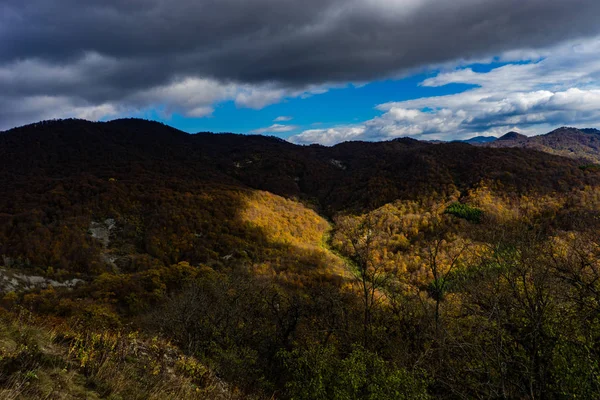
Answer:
[281, 345, 429, 400]
[444, 202, 483, 223]
[551, 341, 600, 398]
[579, 164, 600, 172]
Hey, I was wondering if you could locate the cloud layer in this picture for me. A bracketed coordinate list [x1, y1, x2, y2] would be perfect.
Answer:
[2, 0, 600, 130]
[251, 124, 298, 134]
[290, 37, 600, 145]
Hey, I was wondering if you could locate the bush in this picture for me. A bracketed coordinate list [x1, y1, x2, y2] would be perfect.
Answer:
[281, 345, 430, 400]
[444, 202, 483, 223]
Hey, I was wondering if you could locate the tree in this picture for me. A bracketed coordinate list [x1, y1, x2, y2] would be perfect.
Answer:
[423, 224, 469, 334]
[334, 213, 395, 348]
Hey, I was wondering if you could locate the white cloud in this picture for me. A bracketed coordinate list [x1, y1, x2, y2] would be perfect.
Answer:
[250, 124, 298, 134]
[291, 126, 367, 145]
[0, 68, 335, 130]
[0, 94, 121, 130]
[133, 77, 235, 117]
[290, 36, 600, 145]
[235, 86, 287, 109]
[274, 116, 293, 122]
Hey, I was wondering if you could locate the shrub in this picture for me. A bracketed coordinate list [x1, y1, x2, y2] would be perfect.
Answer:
[281, 345, 430, 400]
[444, 202, 483, 223]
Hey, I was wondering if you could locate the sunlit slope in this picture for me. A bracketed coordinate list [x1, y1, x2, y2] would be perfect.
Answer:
[240, 190, 348, 281]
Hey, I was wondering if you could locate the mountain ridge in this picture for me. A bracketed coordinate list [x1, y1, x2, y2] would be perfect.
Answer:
[2, 118, 595, 215]
[485, 126, 600, 163]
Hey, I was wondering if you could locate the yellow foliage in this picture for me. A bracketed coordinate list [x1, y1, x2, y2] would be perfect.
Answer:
[241, 190, 348, 280]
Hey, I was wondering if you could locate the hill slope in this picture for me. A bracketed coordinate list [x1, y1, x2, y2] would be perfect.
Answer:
[486, 126, 600, 163]
[2, 119, 595, 214]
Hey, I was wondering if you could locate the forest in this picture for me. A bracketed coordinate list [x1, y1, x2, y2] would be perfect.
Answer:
[2, 119, 600, 399]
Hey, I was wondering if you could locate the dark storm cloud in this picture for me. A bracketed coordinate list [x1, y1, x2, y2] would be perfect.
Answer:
[4, 0, 600, 85]
[2, 0, 600, 129]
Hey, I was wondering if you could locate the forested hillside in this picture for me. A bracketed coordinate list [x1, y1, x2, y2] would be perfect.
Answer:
[485, 127, 600, 164]
[2, 119, 600, 398]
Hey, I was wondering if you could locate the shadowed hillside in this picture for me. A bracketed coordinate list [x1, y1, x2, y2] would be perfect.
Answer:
[2, 119, 597, 214]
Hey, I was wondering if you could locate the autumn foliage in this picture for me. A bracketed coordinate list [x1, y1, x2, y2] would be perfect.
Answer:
[2, 119, 600, 398]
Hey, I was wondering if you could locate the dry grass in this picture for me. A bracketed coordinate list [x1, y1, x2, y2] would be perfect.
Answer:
[0, 310, 253, 400]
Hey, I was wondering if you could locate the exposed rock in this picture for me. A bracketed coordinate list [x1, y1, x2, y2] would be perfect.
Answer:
[330, 159, 347, 170]
[89, 218, 116, 248]
[0, 268, 84, 294]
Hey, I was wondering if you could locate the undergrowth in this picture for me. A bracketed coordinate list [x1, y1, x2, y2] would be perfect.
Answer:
[0, 309, 250, 400]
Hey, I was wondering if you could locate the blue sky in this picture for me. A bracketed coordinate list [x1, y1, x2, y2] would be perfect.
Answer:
[148, 72, 477, 137]
[2, 0, 600, 144]
[139, 47, 600, 145]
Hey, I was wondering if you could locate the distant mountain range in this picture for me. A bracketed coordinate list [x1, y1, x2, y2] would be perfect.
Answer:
[1, 119, 596, 215]
[467, 127, 600, 164]
[461, 135, 498, 144]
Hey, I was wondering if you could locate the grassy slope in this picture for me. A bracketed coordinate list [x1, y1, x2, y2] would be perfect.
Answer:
[0, 310, 249, 400]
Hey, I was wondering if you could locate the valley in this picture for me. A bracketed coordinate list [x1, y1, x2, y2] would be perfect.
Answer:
[1, 119, 600, 398]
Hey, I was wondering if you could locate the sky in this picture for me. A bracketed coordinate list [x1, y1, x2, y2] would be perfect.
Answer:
[2, 0, 600, 144]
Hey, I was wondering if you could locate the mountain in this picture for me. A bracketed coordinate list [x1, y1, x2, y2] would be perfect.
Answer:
[430, 136, 496, 144]
[496, 131, 528, 142]
[463, 135, 497, 144]
[485, 126, 600, 163]
[3, 118, 600, 399]
[581, 128, 600, 135]
[1, 119, 592, 214]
